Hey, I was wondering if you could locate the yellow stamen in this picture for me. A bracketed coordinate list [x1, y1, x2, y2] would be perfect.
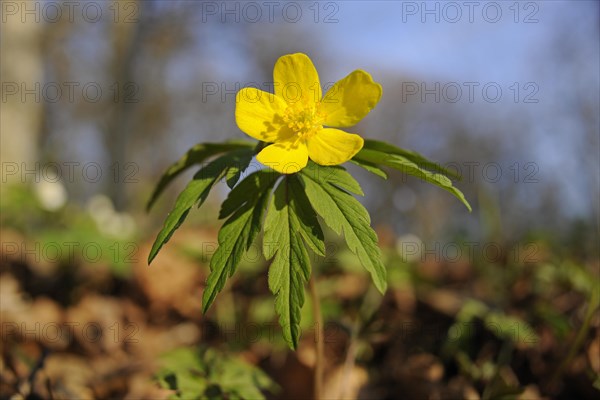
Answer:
[282, 100, 326, 143]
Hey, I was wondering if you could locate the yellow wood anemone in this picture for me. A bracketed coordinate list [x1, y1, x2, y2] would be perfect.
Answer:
[235, 53, 382, 174]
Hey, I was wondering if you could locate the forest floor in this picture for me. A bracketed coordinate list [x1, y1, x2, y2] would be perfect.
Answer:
[1, 216, 599, 399]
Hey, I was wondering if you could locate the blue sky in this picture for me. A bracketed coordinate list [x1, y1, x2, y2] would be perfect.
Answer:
[321, 1, 591, 78]
[322, 1, 599, 217]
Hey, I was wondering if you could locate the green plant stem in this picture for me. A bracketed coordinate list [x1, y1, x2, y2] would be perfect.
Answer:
[310, 274, 324, 400]
[553, 286, 599, 381]
[337, 283, 383, 399]
[337, 320, 359, 399]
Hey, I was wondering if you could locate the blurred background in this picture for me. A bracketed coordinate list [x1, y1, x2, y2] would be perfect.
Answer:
[1, 1, 599, 399]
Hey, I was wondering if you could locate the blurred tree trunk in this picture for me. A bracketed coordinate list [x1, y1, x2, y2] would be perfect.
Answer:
[105, 0, 142, 211]
[1, 14, 44, 183]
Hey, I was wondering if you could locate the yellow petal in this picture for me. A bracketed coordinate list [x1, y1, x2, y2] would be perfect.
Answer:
[273, 53, 321, 105]
[257, 140, 309, 174]
[235, 87, 292, 142]
[321, 70, 382, 127]
[307, 128, 364, 166]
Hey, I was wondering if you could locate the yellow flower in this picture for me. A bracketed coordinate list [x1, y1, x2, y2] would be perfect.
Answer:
[235, 53, 382, 174]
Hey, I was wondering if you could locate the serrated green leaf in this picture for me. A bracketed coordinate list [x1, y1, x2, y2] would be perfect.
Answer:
[286, 177, 325, 256]
[355, 148, 472, 212]
[148, 154, 233, 264]
[146, 141, 254, 211]
[219, 169, 279, 220]
[350, 158, 388, 179]
[225, 152, 254, 189]
[202, 170, 278, 313]
[263, 176, 319, 349]
[300, 165, 387, 294]
[301, 162, 364, 196]
[361, 139, 461, 180]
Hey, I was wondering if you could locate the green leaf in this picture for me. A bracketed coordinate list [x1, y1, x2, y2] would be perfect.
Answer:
[300, 164, 387, 294]
[263, 175, 322, 349]
[211, 348, 279, 399]
[202, 170, 278, 313]
[156, 347, 277, 400]
[350, 158, 388, 179]
[361, 139, 461, 179]
[225, 151, 254, 189]
[156, 348, 208, 398]
[219, 169, 279, 220]
[148, 154, 234, 264]
[593, 376, 600, 391]
[146, 141, 254, 211]
[301, 162, 364, 196]
[485, 312, 539, 347]
[286, 176, 326, 256]
[355, 148, 472, 212]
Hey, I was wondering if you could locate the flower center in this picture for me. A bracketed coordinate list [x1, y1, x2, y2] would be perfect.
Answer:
[282, 100, 325, 141]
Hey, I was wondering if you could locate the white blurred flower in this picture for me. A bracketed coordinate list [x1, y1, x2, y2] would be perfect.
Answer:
[102, 213, 136, 239]
[86, 194, 136, 239]
[87, 194, 114, 222]
[34, 180, 67, 211]
[396, 233, 423, 263]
